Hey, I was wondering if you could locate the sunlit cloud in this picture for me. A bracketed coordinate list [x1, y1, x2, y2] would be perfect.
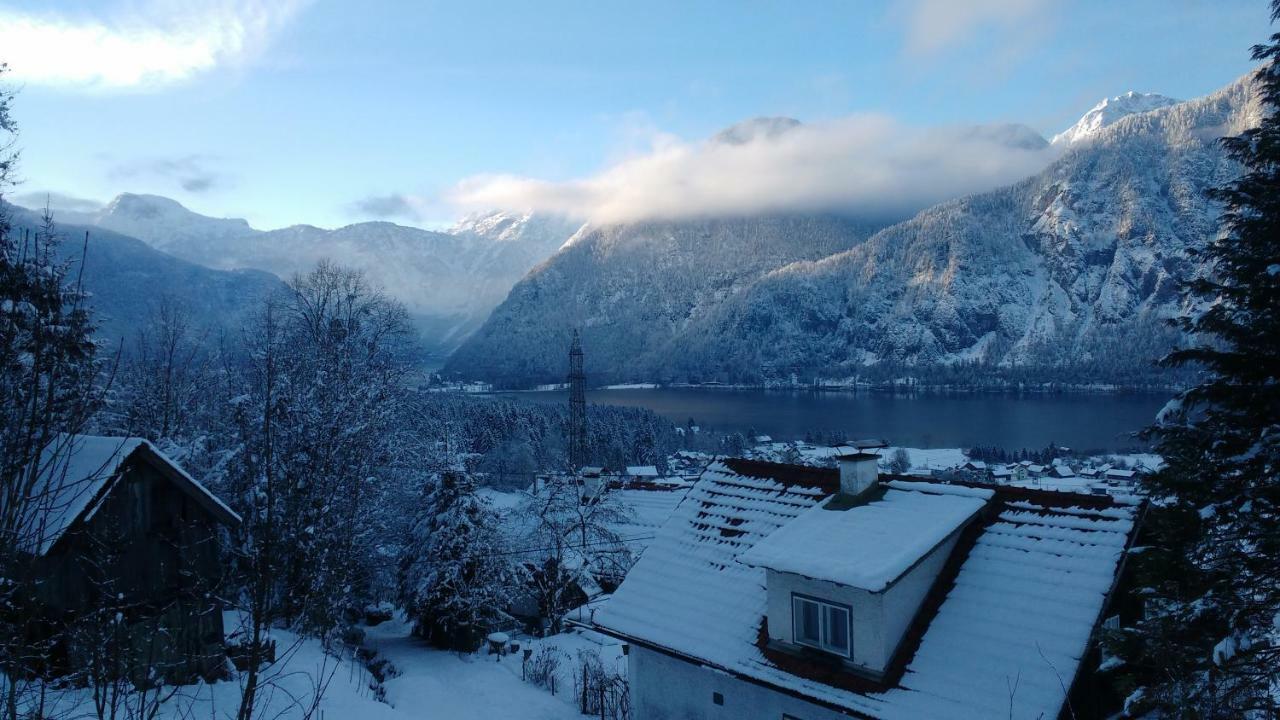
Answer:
[0, 0, 309, 90]
[447, 116, 1059, 224]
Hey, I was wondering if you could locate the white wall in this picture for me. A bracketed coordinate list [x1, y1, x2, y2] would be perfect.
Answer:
[764, 569, 884, 670]
[879, 531, 959, 658]
[762, 527, 965, 675]
[629, 645, 852, 720]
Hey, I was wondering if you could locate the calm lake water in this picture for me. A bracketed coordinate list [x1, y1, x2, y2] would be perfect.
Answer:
[495, 388, 1170, 452]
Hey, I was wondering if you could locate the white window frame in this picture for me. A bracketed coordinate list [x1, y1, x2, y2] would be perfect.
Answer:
[791, 593, 852, 657]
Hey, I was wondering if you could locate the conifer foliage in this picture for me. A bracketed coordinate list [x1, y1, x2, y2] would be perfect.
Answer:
[1121, 3, 1280, 714]
[398, 472, 513, 651]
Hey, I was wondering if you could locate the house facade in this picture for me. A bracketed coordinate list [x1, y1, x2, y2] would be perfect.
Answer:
[22, 435, 241, 683]
[594, 452, 1141, 719]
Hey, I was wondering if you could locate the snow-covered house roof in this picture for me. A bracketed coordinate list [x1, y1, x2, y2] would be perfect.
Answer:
[1105, 468, 1136, 479]
[738, 483, 989, 592]
[624, 465, 659, 477]
[22, 434, 241, 555]
[594, 459, 1140, 719]
[961, 460, 987, 470]
[991, 467, 1013, 478]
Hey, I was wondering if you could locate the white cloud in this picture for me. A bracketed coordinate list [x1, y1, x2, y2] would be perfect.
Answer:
[446, 116, 1059, 224]
[896, 0, 1052, 56]
[0, 0, 308, 89]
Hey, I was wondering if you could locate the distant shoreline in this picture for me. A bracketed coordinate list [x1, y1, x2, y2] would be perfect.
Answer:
[486, 382, 1178, 397]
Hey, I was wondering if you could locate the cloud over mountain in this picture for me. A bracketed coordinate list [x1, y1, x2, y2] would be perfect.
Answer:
[447, 114, 1058, 224]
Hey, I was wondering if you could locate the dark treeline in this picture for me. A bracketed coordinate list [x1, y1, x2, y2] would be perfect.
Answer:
[407, 393, 680, 489]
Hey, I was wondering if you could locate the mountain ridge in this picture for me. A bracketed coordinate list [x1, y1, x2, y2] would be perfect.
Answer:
[24, 194, 583, 355]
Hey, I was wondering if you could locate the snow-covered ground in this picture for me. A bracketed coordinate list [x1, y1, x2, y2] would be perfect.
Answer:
[364, 617, 587, 720]
[27, 615, 622, 720]
[19, 617, 399, 720]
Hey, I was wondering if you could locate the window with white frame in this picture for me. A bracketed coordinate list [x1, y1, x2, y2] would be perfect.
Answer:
[791, 594, 851, 657]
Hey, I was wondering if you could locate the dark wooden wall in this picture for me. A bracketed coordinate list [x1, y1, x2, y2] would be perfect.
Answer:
[31, 457, 230, 683]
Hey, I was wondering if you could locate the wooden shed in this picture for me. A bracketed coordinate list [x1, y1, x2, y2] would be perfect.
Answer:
[21, 435, 241, 684]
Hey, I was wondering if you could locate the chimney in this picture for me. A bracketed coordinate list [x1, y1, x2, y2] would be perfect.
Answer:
[836, 451, 881, 498]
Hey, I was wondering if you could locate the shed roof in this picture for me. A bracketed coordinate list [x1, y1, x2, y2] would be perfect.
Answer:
[23, 434, 240, 555]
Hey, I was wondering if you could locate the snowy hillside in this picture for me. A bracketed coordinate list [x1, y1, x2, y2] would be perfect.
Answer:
[448, 75, 1259, 387]
[39, 195, 580, 354]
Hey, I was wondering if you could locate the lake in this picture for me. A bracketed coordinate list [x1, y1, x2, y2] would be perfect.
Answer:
[495, 387, 1170, 452]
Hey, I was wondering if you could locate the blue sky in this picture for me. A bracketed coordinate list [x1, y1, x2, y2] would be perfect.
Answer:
[0, 0, 1268, 230]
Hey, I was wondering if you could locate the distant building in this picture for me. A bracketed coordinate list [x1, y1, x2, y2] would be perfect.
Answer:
[624, 466, 660, 483]
[593, 454, 1142, 720]
[22, 435, 241, 683]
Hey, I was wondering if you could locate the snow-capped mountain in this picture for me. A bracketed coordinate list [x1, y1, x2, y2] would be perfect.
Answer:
[73, 193, 257, 253]
[447, 75, 1259, 387]
[1050, 91, 1181, 146]
[40, 195, 581, 354]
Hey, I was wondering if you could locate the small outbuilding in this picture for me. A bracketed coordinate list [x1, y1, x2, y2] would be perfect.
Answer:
[20, 435, 241, 683]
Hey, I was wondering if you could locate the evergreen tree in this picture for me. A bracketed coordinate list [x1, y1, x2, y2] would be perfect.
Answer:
[0, 66, 112, 715]
[398, 472, 513, 651]
[1118, 5, 1280, 714]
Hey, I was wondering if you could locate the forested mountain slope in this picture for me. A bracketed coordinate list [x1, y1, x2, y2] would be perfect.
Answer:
[669, 76, 1258, 385]
[443, 215, 882, 386]
[449, 75, 1258, 387]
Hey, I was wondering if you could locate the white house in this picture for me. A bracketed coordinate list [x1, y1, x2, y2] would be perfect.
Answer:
[593, 452, 1140, 719]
